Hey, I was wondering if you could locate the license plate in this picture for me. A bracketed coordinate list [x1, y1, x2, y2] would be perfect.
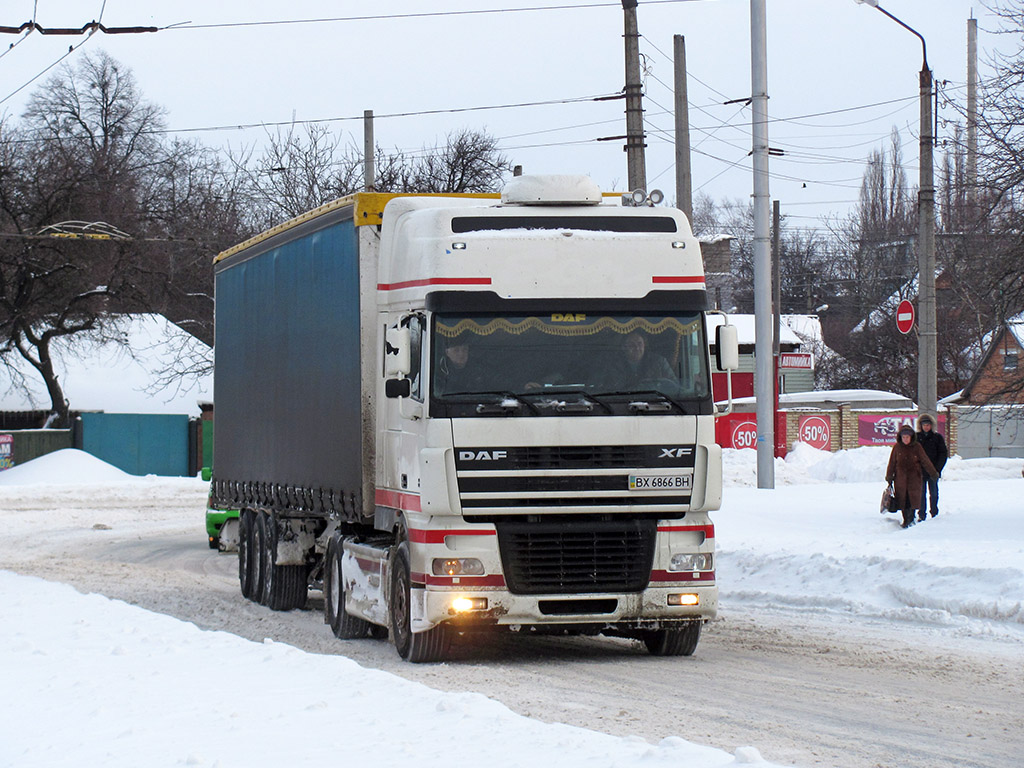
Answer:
[628, 474, 691, 490]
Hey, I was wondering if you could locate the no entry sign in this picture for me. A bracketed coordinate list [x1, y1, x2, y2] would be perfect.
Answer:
[896, 299, 915, 334]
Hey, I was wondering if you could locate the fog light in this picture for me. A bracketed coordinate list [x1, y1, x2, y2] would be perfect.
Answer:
[451, 596, 488, 613]
[432, 558, 485, 576]
[669, 552, 713, 572]
[668, 593, 699, 607]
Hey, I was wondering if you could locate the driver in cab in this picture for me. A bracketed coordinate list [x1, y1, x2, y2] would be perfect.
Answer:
[605, 331, 673, 389]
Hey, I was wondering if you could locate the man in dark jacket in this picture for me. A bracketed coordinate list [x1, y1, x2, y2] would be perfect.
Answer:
[916, 414, 948, 520]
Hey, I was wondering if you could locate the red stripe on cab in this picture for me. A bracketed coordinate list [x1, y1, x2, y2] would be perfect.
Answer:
[424, 574, 507, 588]
[657, 524, 715, 538]
[375, 489, 422, 512]
[652, 275, 705, 284]
[649, 570, 716, 583]
[408, 528, 496, 545]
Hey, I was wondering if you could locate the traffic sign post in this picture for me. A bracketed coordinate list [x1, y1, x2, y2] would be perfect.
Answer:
[896, 300, 915, 335]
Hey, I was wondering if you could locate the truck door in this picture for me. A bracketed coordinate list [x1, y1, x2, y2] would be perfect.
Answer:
[382, 313, 426, 503]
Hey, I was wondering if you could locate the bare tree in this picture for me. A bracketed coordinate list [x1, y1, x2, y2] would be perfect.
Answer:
[0, 53, 237, 421]
[235, 125, 514, 230]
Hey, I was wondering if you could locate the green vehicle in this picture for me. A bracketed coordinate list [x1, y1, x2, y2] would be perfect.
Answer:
[203, 467, 239, 551]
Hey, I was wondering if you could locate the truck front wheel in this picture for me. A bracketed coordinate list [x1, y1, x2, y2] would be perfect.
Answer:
[643, 621, 701, 657]
[324, 534, 369, 639]
[389, 544, 451, 663]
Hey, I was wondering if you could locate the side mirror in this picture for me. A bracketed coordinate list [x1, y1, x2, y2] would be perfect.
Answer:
[385, 326, 411, 377]
[385, 378, 412, 399]
[716, 324, 739, 371]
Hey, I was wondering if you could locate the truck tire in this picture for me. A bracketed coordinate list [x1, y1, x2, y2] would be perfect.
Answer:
[643, 621, 701, 657]
[389, 544, 451, 663]
[260, 512, 308, 611]
[251, 510, 267, 604]
[238, 509, 255, 599]
[324, 534, 369, 639]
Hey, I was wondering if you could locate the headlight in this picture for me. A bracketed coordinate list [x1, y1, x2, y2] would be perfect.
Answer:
[432, 557, 485, 576]
[668, 552, 713, 572]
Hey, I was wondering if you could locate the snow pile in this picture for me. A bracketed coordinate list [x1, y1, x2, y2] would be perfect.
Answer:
[717, 446, 1024, 643]
[0, 448, 136, 486]
[0, 571, 784, 768]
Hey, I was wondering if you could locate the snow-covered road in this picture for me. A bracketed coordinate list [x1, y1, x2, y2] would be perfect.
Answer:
[1, 447, 1021, 768]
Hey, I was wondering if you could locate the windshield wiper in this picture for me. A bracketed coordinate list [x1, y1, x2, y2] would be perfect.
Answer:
[516, 388, 611, 414]
[440, 391, 539, 415]
[590, 389, 689, 415]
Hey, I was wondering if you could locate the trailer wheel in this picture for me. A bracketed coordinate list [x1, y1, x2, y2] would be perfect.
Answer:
[390, 544, 451, 663]
[238, 510, 255, 599]
[251, 511, 268, 604]
[324, 534, 369, 638]
[260, 512, 308, 611]
[643, 621, 701, 657]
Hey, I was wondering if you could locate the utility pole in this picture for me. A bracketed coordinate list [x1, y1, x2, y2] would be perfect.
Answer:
[919, 56, 937, 417]
[622, 0, 647, 191]
[855, 1, 937, 418]
[363, 110, 375, 192]
[772, 200, 782, 432]
[751, 0, 774, 487]
[967, 17, 978, 207]
[674, 34, 692, 222]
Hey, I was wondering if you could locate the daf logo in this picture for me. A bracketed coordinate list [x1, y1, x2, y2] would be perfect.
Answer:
[459, 450, 508, 461]
[659, 447, 691, 458]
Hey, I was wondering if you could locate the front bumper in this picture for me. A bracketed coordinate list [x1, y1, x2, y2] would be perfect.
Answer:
[413, 582, 717, 632]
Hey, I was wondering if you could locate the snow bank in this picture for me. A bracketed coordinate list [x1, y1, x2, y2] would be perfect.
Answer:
[717, 446, 1024, 644]
[0, 572, 786, 768]
[0, 448, 135, 486]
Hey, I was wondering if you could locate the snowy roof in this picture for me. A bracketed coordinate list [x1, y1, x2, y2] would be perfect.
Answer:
[0, 314, 212, 416]
[706, 314, 802, 346]
[723, 388, 916, 410]
[780, 314, 823, 342]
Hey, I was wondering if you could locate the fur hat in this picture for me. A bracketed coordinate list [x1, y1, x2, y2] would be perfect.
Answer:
[918, 413, 934, 426]
[899, 424, 915, 437]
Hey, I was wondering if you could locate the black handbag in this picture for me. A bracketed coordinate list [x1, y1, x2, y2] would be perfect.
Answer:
[880, 483, 898, 514]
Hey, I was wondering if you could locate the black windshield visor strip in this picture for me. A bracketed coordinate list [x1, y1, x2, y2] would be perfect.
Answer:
[450, 215, 678, 234]
[425, 290, 709, 314]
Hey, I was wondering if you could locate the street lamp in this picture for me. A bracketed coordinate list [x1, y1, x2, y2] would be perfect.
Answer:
[854, 0, 937, 417]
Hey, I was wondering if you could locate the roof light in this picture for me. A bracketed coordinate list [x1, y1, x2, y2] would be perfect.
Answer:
[648, 189, 664, 205]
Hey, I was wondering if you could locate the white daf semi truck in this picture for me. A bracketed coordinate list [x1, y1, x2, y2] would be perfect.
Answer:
[211, 175, 738, 662]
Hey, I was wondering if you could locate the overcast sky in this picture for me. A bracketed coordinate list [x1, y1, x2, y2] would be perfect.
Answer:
[0, 0, 1004, 232]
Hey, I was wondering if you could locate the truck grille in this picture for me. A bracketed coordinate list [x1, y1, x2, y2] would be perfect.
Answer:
[455, 444, 695, 515]
[495, 519, 656, 595]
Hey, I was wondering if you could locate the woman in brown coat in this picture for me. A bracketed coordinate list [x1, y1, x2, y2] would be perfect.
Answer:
[886, 424, 939, 528]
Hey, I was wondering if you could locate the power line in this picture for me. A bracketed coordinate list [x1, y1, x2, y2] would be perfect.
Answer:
[157, 1, 702, 32]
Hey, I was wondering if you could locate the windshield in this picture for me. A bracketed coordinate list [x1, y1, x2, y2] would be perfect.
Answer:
[431, 312, 712, 417]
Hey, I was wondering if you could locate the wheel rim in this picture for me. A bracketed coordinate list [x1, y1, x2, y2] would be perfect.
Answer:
[392, 567, 411, 651]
